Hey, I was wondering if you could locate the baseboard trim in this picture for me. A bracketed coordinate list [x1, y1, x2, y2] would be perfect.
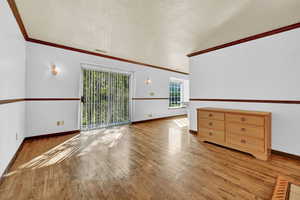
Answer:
[132, 114, 187, 124]
[0, 129, 80, 186]
[191, 135, 300, 160]
[271, 150, 300, 161]
[189, 130, 197, 134]
[0, 139, 25, 186]
[26, 130, 80, 140]
[3, 128, 300, 187]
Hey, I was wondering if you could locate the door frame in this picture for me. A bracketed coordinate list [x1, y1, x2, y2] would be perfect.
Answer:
[78, 62, 134, 130]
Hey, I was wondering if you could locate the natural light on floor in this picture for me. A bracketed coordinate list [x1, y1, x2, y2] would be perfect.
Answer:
[4, 126, 127, 178]
[168, 128, 182, 154]
[173, 118, 189, 128]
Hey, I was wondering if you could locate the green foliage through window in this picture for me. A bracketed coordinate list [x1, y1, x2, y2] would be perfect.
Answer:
[81, 69, 130, 130]
[169, 79, 183, 108]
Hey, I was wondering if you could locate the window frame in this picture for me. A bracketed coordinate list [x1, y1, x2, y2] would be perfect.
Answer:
[168, 78, 185, 109]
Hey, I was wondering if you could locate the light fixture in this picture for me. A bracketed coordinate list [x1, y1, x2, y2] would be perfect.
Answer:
[145, 77, 152, 85]
[51, 64, 59, 76]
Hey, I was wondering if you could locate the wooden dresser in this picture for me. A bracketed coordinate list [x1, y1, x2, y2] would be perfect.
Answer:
[197, 107, 271, 160]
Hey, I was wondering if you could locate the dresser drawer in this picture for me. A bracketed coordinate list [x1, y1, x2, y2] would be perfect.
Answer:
[228, 133, 265, 152]
[199, 111, 224, 121]
[199, 128, 225, 142]
[226, 122, 264, 139]
[226, 114, 264, 126]
[196, 107, 271, 160]
[199, 119, 224, 130]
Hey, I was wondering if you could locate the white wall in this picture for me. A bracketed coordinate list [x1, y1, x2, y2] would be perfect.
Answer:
[26, 42, 188, 137]
[189, 27, 300, 156]
[0, 1, 26, 175]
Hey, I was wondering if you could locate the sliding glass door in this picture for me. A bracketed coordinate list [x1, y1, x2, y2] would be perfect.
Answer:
[81, 67, 130, 130]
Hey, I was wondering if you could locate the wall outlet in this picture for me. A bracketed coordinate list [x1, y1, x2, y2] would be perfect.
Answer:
[15, 132, 18, 141]
[57, 121, 64, 126]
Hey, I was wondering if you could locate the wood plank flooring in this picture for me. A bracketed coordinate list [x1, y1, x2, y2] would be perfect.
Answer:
[1, 116, 300, 199]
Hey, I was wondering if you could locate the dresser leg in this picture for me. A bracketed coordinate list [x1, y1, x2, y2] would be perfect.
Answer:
[253, 153, 268, 161]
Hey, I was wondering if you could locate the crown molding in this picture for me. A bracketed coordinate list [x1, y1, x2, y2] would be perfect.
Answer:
[187, 22, 300, 57]
[7, 0, 28, 40]
[27, 38, 189, 75]
[7, 0, 189, 75]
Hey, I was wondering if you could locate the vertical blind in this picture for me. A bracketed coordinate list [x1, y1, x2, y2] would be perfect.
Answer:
[169, 79, 183, 108]
[81, 68, 130, 130]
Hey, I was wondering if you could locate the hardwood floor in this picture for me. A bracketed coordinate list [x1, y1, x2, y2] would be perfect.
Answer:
[1, 116, 300, 199]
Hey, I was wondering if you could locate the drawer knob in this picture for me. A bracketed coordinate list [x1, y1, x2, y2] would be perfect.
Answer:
[209, 113, 213, 117]
[209, 132, 213, 136]
[241, 139, 246, 144]
[209, 122, 213, 126]
[241, 117, 246, 122]
[241, 128, 246, 132]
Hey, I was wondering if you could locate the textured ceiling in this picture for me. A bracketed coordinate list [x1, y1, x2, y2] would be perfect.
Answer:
[15, 0, 300, 73]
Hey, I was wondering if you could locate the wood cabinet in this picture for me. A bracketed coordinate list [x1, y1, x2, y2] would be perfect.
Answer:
[197, 107, 271, 160]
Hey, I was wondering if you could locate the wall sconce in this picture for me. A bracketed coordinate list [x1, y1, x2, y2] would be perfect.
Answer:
[144, 77, 152, 85]
[51, 64, 59, 76]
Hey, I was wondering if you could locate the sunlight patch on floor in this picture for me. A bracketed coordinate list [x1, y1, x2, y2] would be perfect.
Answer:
[77, 129, 125, 157]
[14, 134, 81, 171]
[168, 128, 182, 154]
[4, 126, 127, 177]
[174, 118, 189, 128]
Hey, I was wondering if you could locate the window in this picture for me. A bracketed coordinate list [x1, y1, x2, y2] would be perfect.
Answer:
[81, 67, 130, 130]
[169, 78, 184, 108]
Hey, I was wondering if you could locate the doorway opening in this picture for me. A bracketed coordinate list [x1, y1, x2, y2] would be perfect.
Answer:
[80, 66, 131, 131]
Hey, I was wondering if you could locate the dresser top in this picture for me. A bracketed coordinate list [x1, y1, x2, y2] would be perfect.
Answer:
[197, 107, 271, 116]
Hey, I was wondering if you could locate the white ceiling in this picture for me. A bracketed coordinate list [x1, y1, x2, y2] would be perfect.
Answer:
[15, 0, 300, 73]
